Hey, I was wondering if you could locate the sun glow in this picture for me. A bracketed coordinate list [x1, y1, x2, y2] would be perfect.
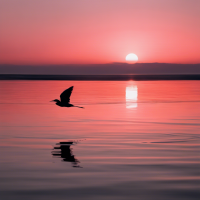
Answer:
[125, 53, 138, 63]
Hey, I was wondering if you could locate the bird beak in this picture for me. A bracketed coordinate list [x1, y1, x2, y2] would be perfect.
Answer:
[50, 100, 54, 102]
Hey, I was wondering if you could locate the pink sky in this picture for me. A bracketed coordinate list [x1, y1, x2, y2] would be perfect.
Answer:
[0, 0, 200, 64]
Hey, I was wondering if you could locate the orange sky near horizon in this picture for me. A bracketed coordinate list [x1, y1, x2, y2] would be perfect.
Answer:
[0, 0, 200, 65]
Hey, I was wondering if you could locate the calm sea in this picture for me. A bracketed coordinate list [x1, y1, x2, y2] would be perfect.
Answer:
[0, 80, 200, 200]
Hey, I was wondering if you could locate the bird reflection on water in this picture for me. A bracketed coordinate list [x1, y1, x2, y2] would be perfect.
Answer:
[52, 141, 81, 168]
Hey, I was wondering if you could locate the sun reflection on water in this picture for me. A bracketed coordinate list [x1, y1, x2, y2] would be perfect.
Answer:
[126, 82, 138, 108]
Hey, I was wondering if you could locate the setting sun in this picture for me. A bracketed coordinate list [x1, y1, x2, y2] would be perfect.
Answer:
[125, 53, 138, 63]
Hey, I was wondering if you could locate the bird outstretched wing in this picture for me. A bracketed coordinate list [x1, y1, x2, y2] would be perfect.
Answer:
[60, 86, 73, 103]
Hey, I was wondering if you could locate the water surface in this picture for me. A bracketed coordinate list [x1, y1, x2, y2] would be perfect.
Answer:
[0, 80, 200, 200]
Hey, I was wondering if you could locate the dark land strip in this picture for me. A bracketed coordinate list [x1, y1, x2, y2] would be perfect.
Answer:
[0, 74, 200, 81]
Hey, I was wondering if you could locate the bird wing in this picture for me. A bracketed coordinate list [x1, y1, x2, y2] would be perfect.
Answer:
[60, 86, 73, 103]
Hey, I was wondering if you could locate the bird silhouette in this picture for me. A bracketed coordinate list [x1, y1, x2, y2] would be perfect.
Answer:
[51, 86, 84, 108]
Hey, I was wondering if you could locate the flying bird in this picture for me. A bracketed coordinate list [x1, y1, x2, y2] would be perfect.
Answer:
[51, 86, 84, 108]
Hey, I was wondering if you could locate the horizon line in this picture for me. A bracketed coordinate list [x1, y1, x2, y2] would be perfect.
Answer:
[1, 62, 200, 66]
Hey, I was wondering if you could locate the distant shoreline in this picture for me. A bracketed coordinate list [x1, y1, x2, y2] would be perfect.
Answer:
[0, 74, 200, 80]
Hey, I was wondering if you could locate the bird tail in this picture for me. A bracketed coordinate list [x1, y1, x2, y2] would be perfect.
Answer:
[75, 106, 84, 109]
